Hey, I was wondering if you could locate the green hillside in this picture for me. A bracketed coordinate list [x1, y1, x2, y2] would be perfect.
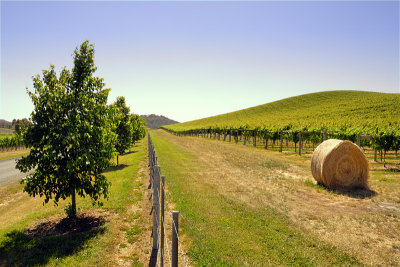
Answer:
[166, 91, 400, 133]
[140, 114, 178, 129]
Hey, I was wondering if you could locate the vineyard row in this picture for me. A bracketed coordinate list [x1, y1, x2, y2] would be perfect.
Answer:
[161, 127, 400, 166]
[0, 135, 25, 151]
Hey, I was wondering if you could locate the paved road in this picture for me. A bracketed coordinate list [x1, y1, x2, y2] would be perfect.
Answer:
[0, 157, 30, 187]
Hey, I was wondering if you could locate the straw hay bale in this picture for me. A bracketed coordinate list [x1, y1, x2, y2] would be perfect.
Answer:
[311, 139, 369, 189]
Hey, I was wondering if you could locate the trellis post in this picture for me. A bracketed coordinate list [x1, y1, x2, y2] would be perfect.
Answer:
[299, 132, 302, 156]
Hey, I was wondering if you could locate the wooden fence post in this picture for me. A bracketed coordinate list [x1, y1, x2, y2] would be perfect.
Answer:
[265, 130, 268, 149]
[280, 131, 283, 152]
[152, 166, 160, 250]
[254, 130, 257, 147]
[172, 211, 179, 267]
[244, 130, 247, 145]
[299, 132, 302, 156]
[229, 129, 232, 142]
[323, 132, 327, 141]
[236, 130, 238, 144]
[160, 176, 165, 267]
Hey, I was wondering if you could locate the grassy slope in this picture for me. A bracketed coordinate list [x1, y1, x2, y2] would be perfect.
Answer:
[150, 130, 360, 266]
[166, 91, 400, 131]
[0, 139, 147, 266]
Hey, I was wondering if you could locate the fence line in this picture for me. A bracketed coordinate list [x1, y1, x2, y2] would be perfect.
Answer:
[148, 133, 188, 267]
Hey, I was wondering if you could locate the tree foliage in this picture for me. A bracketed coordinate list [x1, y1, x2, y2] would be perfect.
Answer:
[16, 41, 116, 217]
[113, 96, 133, 157]
[131, 114, 146, 144]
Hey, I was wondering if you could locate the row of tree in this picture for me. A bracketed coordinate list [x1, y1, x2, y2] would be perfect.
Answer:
[16, 40, 146, 218]
[112, 96, 146, 165]
[0, 118, 31, 131]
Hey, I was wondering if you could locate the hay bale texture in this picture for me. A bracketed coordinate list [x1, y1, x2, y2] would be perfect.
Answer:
[311, 139, 369, 189]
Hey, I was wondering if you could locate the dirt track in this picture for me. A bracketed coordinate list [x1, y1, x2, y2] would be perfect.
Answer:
[0, 157, 26, 187]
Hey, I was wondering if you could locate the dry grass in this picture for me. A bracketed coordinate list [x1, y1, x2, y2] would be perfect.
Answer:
[0, 148, 30, 160]
[153, 130, 400, 266]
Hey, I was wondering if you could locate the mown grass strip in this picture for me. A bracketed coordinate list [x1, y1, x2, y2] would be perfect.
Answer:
[150, 130, 360, 266]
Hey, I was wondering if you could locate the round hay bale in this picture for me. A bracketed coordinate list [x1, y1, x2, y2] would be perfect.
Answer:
[311, 139, 369, 189]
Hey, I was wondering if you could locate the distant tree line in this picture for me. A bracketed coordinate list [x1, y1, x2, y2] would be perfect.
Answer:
[0, 118, 31, 131]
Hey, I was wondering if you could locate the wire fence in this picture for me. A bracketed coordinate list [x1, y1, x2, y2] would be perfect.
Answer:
[148, 133, 189, 267]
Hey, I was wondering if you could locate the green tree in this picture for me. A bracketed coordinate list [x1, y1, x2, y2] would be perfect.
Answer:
[14, 119, 26, 135]
[16, 41, 116, 218]
[113, 96, 133, 166]
[131, 114, 146, 144]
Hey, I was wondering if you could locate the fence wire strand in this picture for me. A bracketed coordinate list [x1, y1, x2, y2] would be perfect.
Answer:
[163, 216, 171, 266]
[160, 183, 189, 267]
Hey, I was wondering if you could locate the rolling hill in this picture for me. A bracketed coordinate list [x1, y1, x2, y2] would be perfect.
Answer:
[165, 91, 400, 132]
[140, 114, 178, 129]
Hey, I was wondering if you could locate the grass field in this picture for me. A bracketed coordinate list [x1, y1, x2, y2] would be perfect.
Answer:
[2, 127, 399, 266]
[0, 138, 152, 266]
[150, 129, 400, 266]
[0, 132, 14, 138]
[166, 91, 400, 131]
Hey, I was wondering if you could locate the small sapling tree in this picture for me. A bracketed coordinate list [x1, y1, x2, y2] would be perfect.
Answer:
[113, 96, 133, 166]
[16, 41, 116, 218]
[131, 114, 146, 145]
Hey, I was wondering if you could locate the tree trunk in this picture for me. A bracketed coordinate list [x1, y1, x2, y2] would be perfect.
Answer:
[384, 150, 386, 168]
[117, 154, 119, 166]
[71, 188, 77, 218]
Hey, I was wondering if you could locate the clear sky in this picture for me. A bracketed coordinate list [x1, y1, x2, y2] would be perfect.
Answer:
[1, 1, 399, 123]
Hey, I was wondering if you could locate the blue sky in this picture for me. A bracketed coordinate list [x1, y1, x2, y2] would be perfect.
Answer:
[1, 1, 399, 122]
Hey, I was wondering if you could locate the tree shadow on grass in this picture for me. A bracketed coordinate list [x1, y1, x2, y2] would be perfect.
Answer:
[0, 214, 106, 266]
[124, 150, 138, 156]
[103, 164, 129, 173]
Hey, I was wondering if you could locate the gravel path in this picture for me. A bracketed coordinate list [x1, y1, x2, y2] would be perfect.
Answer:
[0, 157, 28, 187]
